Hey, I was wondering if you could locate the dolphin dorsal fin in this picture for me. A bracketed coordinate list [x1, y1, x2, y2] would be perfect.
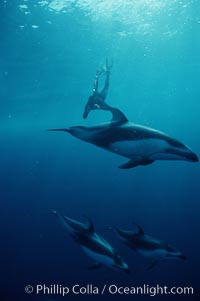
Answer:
[132, 222, 144, 236]
[82, 215, 94, 233]
[110, 107, 128, 124]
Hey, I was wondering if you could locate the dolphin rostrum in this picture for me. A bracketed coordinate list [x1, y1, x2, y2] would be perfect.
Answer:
[47, 103, 198, 169]
[108, 222, 186, 269]
[53, 211, 130, 273]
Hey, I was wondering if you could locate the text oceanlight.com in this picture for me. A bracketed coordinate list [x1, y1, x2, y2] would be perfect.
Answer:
[25, 284, 194, 297]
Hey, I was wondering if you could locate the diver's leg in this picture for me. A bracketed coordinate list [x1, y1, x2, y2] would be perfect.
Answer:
[93, 67, 105, 94]
[100, 71, 110, 100]
[100, 59, 113, 100]
[83, 62, 111, 119]
[93, 70, 100, 94]
[83, 70, 102, 119]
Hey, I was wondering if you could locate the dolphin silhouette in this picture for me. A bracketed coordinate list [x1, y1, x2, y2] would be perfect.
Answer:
[109, 222, 186, 269]
[47, 104, 198, 169]
[53, 211, 130, 273]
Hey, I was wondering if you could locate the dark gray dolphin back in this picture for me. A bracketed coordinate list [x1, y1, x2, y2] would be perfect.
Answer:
[110, 226, 136, 239]
[53, 211, 92, 234]
[63, 215, 89, 233]
[110, 222, 145, 240]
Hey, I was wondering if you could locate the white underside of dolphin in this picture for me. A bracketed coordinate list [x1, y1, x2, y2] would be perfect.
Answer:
[136, 248, 177, 259]
[110, 138, 185, 161]
[81, 246, 116, 268]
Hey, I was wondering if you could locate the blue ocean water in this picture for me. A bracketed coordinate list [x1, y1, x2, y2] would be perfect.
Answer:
[1, 1, 200, 300]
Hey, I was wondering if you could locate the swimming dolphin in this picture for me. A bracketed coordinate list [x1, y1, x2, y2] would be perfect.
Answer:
[47, 104, 198, 169]
[108, 222, 186, 269]
[52, 211, 130, 273]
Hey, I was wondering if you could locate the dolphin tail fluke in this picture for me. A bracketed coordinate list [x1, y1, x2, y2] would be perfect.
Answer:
[46, 128, 70, 133]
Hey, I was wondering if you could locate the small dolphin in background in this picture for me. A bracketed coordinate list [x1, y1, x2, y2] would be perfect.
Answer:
[52, 211, 130, 273]
[108, 222, 186, 269]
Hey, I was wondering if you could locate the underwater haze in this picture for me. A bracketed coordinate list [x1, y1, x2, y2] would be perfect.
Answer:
[1, 0, 200, 300]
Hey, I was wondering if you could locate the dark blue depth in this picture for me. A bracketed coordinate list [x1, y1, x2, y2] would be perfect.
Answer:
[1, 1, 200, 301]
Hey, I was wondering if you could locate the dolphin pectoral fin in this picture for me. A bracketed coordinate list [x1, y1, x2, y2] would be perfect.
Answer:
[119, 158, 154, 169]
[46, 128, 70, 133]
[141, 159, 154, 166]
[118, 159, 141, 169]
[146, 260, 160, 270]
[87, 262, 102, 270]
